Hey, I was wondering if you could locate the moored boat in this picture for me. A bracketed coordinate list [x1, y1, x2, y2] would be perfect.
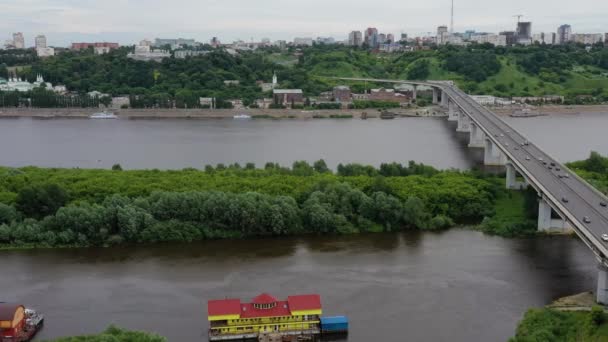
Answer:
[233, 114, 252, 119]
[380, 110, 396, 120]
[208, 293, 347, 341]
[0, 304, 44, 342]
[90, 111, 117, 119]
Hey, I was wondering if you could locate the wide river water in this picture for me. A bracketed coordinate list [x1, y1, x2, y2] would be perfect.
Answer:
[0, 113, 607, 170]
[0, 231, 597, 341]
[0, 113, 607, 341]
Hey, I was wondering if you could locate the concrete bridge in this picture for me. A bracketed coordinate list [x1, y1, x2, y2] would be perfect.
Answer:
[336, 77, 608, 303]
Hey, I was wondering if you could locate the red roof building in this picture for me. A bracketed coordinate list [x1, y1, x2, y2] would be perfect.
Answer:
[207, 293, 323, 340]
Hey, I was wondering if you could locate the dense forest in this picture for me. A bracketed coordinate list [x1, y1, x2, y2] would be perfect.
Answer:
[0, 160, 503, 248]
[2, 43, 608, 107]
[4, 151, 606, 249]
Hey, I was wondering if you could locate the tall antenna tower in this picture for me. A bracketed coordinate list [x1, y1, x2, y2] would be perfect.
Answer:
[450, 0, 454, 34]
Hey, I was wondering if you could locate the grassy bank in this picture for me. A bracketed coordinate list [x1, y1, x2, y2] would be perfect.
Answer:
[47, 325, 166, 342]
[511, 307, 608, 341]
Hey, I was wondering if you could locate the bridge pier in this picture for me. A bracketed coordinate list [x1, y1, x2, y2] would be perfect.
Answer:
[448, 100, 458, 121]
[432, 88, 439, 105]
[441, 90, 448, 108]
[506, 163, 527, 190]
[484, 139, 507, 166]
[468, 123, 485, 148]
[597, 264, 608, 304]
[457, 111, 471, 132]
[412, 85, 417, 102]
[537, 197, 572, 233]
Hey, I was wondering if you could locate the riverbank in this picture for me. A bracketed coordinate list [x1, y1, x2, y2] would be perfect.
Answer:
[0, 104, 606, 120]
[512, 294, 608, 341]
[0, 106, 446, 119]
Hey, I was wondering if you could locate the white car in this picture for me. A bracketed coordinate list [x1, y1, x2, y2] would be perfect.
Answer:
[602, 234, 608, 242]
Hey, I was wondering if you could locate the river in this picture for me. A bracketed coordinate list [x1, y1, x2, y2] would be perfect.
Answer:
[0, 113, 606, 170]
[1, 112, 607, 341]
[0, 231, 596, 341]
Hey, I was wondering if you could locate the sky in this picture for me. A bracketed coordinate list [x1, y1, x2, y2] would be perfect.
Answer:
[1, 0, 607, 47]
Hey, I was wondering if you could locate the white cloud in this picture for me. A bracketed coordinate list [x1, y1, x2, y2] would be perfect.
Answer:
[1, 0, 607, 46]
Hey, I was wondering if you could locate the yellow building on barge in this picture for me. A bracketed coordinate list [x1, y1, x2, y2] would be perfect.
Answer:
[207, 293, 322, 340]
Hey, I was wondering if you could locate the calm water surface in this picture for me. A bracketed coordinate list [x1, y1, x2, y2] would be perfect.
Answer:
[0, 231, 596, 342]
[0, 113, 606, 170]
[1, 112, 606, 341]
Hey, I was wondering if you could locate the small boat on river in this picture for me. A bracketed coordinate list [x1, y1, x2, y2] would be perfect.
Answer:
[90, 111, 117, 119]
[233, 114, 252, 119]
[0, 304, 44, 342]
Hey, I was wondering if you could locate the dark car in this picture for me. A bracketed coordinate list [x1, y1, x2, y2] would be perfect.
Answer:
[584, 216, 592, 224]
[562, 197, 569, 203]
[601, 202, 607, 207]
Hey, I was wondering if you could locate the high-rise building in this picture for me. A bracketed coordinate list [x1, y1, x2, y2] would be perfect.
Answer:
[516, 22, 532, 44]
[12, 33, 25, 49]
[364, 27, 379, 48]
[348, 31, 363, 46]
[400, 33, 408, 41]
[35, 35, 47, 49]
[499, 31, 517, 45]
[387, 34, 395, 43]
[378, 33, 386, 44]
[532, 32, 556, 45]
[571, 33, 604, 45]
[557, 25, 572, 44]
[437, 26, 449, 45]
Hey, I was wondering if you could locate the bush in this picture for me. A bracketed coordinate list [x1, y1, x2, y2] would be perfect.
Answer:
[15, 183, 69, 219]
[0, 203, 17, 224]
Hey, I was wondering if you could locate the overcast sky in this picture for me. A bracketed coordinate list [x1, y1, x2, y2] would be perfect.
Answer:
[1, 0, 607, 46]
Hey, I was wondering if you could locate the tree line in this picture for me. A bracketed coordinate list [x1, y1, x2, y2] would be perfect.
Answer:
[0, 161, 502, 248]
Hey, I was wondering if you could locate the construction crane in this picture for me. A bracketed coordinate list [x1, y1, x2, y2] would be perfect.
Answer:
[513, 14, 524, 24]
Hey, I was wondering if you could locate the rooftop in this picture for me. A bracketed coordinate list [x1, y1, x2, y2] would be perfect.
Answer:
[273, 89, 303, 94]
[208, 293, 321, 320]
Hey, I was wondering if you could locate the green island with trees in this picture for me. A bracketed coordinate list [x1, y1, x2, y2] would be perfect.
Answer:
[2, 43, 608, 108]
[46, 325, 166, 342]
[1, 152, 606, 249]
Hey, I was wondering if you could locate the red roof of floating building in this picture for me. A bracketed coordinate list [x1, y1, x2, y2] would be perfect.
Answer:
[208, 299, 241, 317]
[207, 294, 322, 320]
[252, 293, 277, 305]
[288, 294, 322, 312]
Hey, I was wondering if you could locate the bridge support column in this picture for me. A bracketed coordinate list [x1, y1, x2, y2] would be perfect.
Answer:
[469, 123, 485, 148]
[457, 111, 471, 132]
[506, 163, 527, 190]
[537, 197, 572, 233]
[440, 90, 448, 108]
[432, 88, 439, 105]
[484, 139, 507, 166]
[537, 198, 552, 232]
[597, 264, 608, 304]
[412, 85, 417, 102]
[448, 100, 458, 121]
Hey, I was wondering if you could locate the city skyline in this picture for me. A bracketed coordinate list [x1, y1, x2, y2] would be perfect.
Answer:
[1, 0, 607, 46]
